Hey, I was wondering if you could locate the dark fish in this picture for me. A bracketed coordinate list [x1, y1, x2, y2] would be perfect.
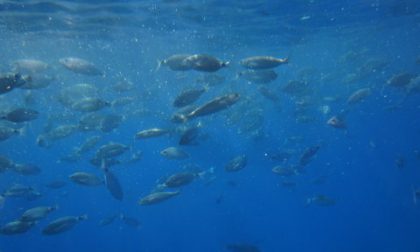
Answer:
[238, 69, 278, 84]
[0, 126, 21, 141]
[347, 88, 371, 105]
[226, 243, 261, 252]
[258, 86, 279, 101]
[0, 220, 36, 235]
[103, 168, 124, 201]
[161, 172, 197, 188]
[225, 155, 247, 172]
[3, 184, 42, 200]
[120, 214, 141, 228]
[0, 73, 30, 94]
[42, 215, 87, 235]
[240, 56, 288, 69]
[179, 126, 200, 145]
[100, 114, 123, 132]
[299, 145, 321, 167]
[11, 163, 41, 176]
[20, 205, 58, 222]
[99, 214, 118, 226]
[0, 155, 14, 172]
[306, 195, 336, 207]
[387, 72, 415, 88]
[95, 142, 129, 160]
[173, 87, 207, 108]
[69, 172, 102, 186]
[186, 93, 240, 119]
[45, 180, 66, 189]
[185, 54, 229, 72]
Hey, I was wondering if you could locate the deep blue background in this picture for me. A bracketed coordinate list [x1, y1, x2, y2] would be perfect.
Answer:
[0, 0, 419, 251]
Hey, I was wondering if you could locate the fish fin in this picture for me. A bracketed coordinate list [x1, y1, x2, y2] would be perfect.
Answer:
[155, 60, 162, 72]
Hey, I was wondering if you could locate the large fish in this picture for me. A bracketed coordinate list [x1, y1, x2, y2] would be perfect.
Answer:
[102, 161, 124, 201]
[186, 93, 240, 120]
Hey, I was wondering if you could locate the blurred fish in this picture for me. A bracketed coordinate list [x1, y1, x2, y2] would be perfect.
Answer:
[71, 97, 110, 112]
[112, 79, 134, 93]
[135, 128, 169, 139]
[0, 155, 15, 172]
[95, 142, 129, 159]
[69, 172, 103, 186]
[306, 195, 336, 206]
[20, 205, 58, 222]
[102, 161, 123, 201]
[99, 114, 123, 132]
[226, 243, 261, 252]
[160, 147, 189, 160]
[45, 180, 66, 189]
[347, 88, 371, 105]
[99, 214, 118, 226]
[173, 87, 207, 108]
[412, 186, 420, 205]
[240, 56, 288, 69]
[138, 191, 180, 205]
[387, 72, 415, 88]
[59, 57, 103, 76]
[11, 59, 48, 74]
[120, 214, 141, 228]
[395, 156, 405, 169]
[42, 215, 87, 235]
[3, 184, 41, 201]
[238, 69, 278, 84]
[20, 74, 55, 90]
[299, 145, 321, 167]
[258, 86, 279, 101]
[0, 220, 36, 235]
[0, 195, 5, 209]
[327, 115, 346, 129]
[272, 166, 297, 177]
[196, 74, 225, 86]
[158, 171, 198, 189]
[225, 155, 247, 172]
[11, 163, 41, 176]
[0, 125, 22, 141]
[77, 136, 102, 154]
[179, 126, 200, 145]
[1, 108, 39, 123]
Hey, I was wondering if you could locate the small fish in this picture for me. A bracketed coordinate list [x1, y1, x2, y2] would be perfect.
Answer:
[59, 57, 103, 76]
[135, 128, 169, 139]
[173, 87, 207, 108]
[139, 191, 180, 205]
[20, 205, 58, 222]
[42, 215, 87, 235]
[103, 167, 124, 201]
[0, 220, 36, 235]
[186, 93, 240, 120]
[160, 147, 190, 160]
[225, 155, 247, 172]
[347, 88, 371, 105]
[185, 54, 229, 72]
[1, 108, 39, 123]
[240, 56, 288, 70]
[69, 172, 102, 186]
[99, 214, 118, 226]
[120, 214, 141, 228]
[326, 115, 346, 129]
[306, 195, 336, 207]
[156, 54, 193, 71]
[11, 163, 41, 176]
[11, 59, 48, 74]
[299, 145, 321, 167]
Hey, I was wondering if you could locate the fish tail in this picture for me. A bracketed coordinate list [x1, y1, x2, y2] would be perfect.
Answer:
[155, 60, 162, 72]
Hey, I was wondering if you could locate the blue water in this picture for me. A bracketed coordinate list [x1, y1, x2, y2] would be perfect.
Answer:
[0, 0, 420, 251]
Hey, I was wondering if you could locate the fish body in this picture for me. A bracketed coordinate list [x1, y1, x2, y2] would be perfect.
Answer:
[240, 56, 288, 69]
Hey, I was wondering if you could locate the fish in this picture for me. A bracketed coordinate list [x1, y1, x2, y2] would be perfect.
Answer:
[299, 145, 321, 167]
[173, 87, 207, 108]
[59, 57, 103, 76]
[272, 166, 297, 177]
[1, 108, 39, 123]
[159, 171, 197, 188]
[225, 155, 247, 172]
[0, 220, 36, 235]
[42, 215, 87, 235]
[387, 72, 415, 88]
[347, 88, 371, 105]
[138, 191, 180, 205]
[240, 56, 288, 69]
[95, 142, 129, 159]
[326, 115, 346, 129]
[179, 126, 200, 145]
[156, 54, 193, 71]
[20, 205, 58, 222]
[103, 167, 124, 201]
[70, 98, 110, 112]
[258, 86, 279, 101]
[226, 243, 261, 252]
[184, 54, 229, 72]
[135, 128, 169, 139]
[11, 163, 41, 176]
[3, 184, 41, 200]
[69, 172, 103, 186]
[160, 147, 190, 160]
[237, 69, 278, 84]
[306, 195, 336, 206]
[185, 93, 240, 120]
[0, 73, 31, 95]
[11, 59, 48, 74]
[120, 214, 141, 228]
[99, 214, 118, 226]
[0, 126, 22, 141]
[0, 155, 15, 172]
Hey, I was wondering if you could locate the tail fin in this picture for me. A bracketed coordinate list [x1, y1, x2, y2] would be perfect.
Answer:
[155, 60, 162, 72]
